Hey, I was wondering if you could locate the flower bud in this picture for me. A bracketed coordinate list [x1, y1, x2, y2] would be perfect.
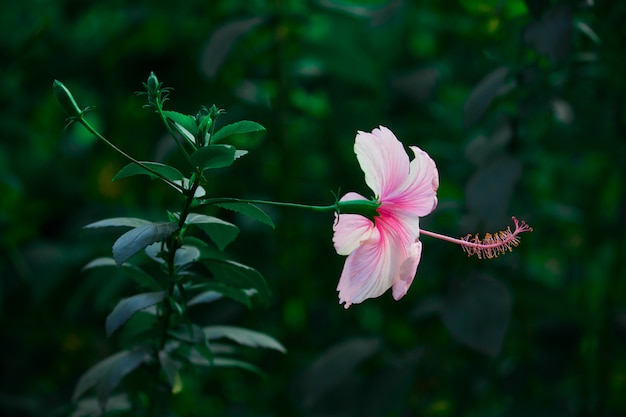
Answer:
[146, 71, 159, 94]
[53, 80, 83, 118]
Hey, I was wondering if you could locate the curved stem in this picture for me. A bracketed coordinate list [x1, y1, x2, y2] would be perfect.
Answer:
[77, 115, 184, 192]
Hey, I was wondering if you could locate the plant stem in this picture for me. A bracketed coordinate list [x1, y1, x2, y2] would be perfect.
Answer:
[200, 197, 337, 212]
[76, 115, 184, 192]
[158, 177, 200, 350]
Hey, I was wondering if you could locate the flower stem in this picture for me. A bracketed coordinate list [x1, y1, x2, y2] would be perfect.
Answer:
[200, 197, 337, 212]
[199, 197, 381, 220]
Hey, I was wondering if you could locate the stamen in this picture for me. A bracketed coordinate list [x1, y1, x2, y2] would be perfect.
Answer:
[459, 217, 533, 259]
[420, 217, 532, 259]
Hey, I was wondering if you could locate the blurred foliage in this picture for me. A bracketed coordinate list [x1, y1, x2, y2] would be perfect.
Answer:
[1, 0, 625, 416]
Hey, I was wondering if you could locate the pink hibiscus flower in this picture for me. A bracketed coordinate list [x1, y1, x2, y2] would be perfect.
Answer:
[333, 126, 439, 308]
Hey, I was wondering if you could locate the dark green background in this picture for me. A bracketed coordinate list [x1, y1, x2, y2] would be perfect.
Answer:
[2, 0, 625, 416]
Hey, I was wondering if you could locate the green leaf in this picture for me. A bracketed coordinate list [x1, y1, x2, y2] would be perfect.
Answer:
[212, 357, 262, 375]
[185, 213, 239, 250]
[71, 394, 131, 417]
[464, 66, 509, 127]
[168, 323, 206, 344]
[105, 291, 166, 337]
[204, 259, 270, 305]
[299, 338, 381, 408]
[144, 242, 206, 268]
[112, 221, 179, 265]
[72, 348, 147, 407]
[465, 155, 521, 223]
[204, 325, 286, 353]
[188, 290, 222, 305]
[190, 144, 236, 171]
[174, 245, 201, 268]
[144, 242, 166, 265]
[163, 110, 198, 138]
[211, 120, 265, 143]
[441, 275, 511, 356]
[186, 346, 260, 374]
[181, 236, 210, 249]
[194, 343, 215, 366]
[112, 162, 185, 182]
[215, 202, 275, 228]
[83, 257, 162, 291]
[188, 284, 257, 308]
[158, 351, 183, 394]
[84, 217, 152, 229]
[202, 17, 265, 78]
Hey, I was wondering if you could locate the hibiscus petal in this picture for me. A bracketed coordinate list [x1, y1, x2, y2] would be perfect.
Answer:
[388, 146, 439, 217]
[392, 240, 422, 300]
[333, 192, 375, 255]
[354, 126, 409, 199]
[376, 206, 421, 249]
[336, 233, 401, 308]
[333, 214, 375, 256]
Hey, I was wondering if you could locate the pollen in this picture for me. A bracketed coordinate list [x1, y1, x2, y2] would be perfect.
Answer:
[460, 217, 533, 259]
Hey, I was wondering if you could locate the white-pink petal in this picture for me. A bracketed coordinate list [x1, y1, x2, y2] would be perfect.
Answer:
[333, 213, 376, 256]
[332, 192, 375, 255]
[392, 241, 422, 300]
[386, 146, 439, 217]
[336, 234, 401, 308]
[355, 126, 409, 199]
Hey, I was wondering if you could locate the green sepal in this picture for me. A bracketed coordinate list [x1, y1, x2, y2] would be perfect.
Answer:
[336, 199, 381, 222]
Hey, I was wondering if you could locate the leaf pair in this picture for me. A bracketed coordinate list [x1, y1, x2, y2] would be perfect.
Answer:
[165, 110, 264, 148]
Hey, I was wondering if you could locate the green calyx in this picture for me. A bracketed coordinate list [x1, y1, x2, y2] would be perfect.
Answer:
[336, 199, 381, 221]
